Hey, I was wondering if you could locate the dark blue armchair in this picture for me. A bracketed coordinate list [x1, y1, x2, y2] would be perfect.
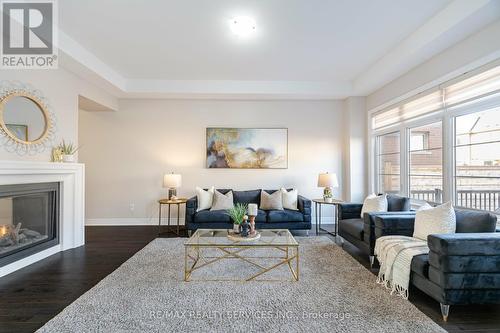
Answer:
[374, 209, 498, 321]
[337, 195, 412, 266]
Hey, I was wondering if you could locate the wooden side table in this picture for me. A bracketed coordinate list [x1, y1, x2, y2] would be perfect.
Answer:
[158, 198, 187, 236]
[312, 199, 344, 236]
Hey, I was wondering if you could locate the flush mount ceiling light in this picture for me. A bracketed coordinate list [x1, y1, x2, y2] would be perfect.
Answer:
[229, 16, 256, 37]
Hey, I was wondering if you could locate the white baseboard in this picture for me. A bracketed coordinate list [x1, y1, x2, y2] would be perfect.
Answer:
[85, 218, 186, 226]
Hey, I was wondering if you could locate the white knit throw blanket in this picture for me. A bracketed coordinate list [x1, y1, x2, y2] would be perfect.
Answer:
[374, 236, 429, 299]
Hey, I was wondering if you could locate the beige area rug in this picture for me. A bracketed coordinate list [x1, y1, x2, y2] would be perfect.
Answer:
[38, 237, 445, 333]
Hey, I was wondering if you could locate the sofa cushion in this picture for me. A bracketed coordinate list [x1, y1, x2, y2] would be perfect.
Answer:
[194, 210, 230, 223]
[233, 190, 261, 205]
[255, 209, 267, 223]
[267, 209, 303, 223]
[361, 194, 388, 217]
[411, 254, 430, 278]
[413, 202, 456, 241]
[339, 218, 364, 241]
[210, 190, 234, 211]
[455, 209, 497, 233]
[387, 195, 411, 212]
[261, 190, 283, 210]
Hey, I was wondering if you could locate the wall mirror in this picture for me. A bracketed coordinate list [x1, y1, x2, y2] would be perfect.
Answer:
[0, 81, 56, 155]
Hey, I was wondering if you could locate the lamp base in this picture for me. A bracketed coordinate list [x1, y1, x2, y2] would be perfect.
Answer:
[168, 188, 177, 200]
[323, 187, 333, 202]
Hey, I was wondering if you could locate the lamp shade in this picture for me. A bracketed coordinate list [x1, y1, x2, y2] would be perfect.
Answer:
[317, 173, 338, 188]
[163, 173, 182, 188]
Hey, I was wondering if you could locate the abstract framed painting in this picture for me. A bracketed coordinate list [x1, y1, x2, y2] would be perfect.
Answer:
[206, 128, 288, 169]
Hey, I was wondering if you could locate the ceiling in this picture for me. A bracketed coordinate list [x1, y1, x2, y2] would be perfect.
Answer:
[57, 0, 500, 99]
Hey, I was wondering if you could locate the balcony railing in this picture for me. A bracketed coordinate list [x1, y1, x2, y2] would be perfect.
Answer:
[409, 189, 500, 213]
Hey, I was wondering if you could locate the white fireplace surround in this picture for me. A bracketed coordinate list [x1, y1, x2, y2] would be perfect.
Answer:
[0, 161, 85, 277]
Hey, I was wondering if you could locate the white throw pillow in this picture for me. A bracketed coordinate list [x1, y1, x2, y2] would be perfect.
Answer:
[360, 194, 388, 218]
[260, 190, 283, 210]
[280, 188, 298, 210]
[210, 190, 234, 211]
[413, 201, 456, 241]
[196, 186, 214, 212]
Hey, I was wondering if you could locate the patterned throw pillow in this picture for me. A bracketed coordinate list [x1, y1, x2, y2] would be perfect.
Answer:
[360, 194, 388, 217]
[210, 190, 234, 211]
[280, 188, 298, 210]
[413, 201, 456, 241]
[196, 186, 214, 212]
[260, 190, 283, 210]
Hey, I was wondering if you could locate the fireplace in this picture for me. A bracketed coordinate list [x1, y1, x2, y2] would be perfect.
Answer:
[0, 182, 59, 267]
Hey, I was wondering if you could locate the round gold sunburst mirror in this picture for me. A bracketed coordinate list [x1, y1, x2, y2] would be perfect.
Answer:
[0, 81, 56, 155]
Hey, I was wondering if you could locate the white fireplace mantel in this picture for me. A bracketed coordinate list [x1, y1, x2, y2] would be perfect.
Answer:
[0, 160, 85, 277]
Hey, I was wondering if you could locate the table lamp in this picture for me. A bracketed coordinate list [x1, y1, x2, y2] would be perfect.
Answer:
[163, 173, 182, 200]
[318, 172, 338, 203]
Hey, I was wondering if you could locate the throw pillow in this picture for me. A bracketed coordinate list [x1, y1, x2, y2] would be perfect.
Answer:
[360, 194, 388, 217]
[210, 190, 234, 211]
[413, 201, 456, 241]
[280, 188, 298, 210]
[260, 190, 283, 210]
[196, 186, 214, 212]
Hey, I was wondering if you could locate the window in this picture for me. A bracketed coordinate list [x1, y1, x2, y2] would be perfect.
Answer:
[409, 122, 443, 203]
[454, 106, 500, 213]
[370, 60, 500, 219]
[376, 132, 400, 194]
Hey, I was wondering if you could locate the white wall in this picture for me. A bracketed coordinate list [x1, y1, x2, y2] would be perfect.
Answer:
[367, 19, 500, 110]
[79, 99, 345, 225]
[342, 97, 367, 202]
[0, 67, 117, 161]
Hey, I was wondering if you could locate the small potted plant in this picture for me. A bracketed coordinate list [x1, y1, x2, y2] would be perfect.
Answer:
[226, 203, 248, 234]
[58, 140, 80, 163]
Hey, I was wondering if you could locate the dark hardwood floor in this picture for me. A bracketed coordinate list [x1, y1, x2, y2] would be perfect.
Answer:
[0, 226, 499, 333]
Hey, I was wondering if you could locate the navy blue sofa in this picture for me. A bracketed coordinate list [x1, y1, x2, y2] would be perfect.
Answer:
[374, 209, 499, 321]
[185, 189, 312, 232]
[337, 195, 412, 265]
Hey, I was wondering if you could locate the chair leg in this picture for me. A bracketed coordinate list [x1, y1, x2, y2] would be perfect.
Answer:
[369, 255, 375, 268]
[440, 303, 450, 322]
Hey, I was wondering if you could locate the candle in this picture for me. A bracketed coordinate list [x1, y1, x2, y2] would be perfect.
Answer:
[248, 203, 258, 216]
[0, 225, 6, 237]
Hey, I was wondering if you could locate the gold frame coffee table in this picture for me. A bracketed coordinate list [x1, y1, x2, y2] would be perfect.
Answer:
[184, 229, 299, 282]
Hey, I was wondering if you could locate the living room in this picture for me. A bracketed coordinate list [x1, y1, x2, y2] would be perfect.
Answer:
[0, 1, 500, 332]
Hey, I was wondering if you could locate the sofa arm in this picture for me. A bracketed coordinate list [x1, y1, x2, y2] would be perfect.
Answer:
[374, 214, 416, 238]
[298, 195, 311, 222]
[427, 233, 500, 292]
[428, 233, 500, 256]
[338, 203, 363, 220]
[185, 196, 197, 224]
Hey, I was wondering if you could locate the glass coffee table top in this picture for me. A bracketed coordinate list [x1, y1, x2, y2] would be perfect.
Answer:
[185, 229, 298, 247]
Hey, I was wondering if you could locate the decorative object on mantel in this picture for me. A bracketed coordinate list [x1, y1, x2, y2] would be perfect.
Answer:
[206, 127, 288, 169]
[226, 203, 247, 234]
[318, 172, 339, 203]
[163, 173, 182, 200]
[57, 140, 80, 162]
[0, 80, 57, 155]
[51, 147, 64, 162]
